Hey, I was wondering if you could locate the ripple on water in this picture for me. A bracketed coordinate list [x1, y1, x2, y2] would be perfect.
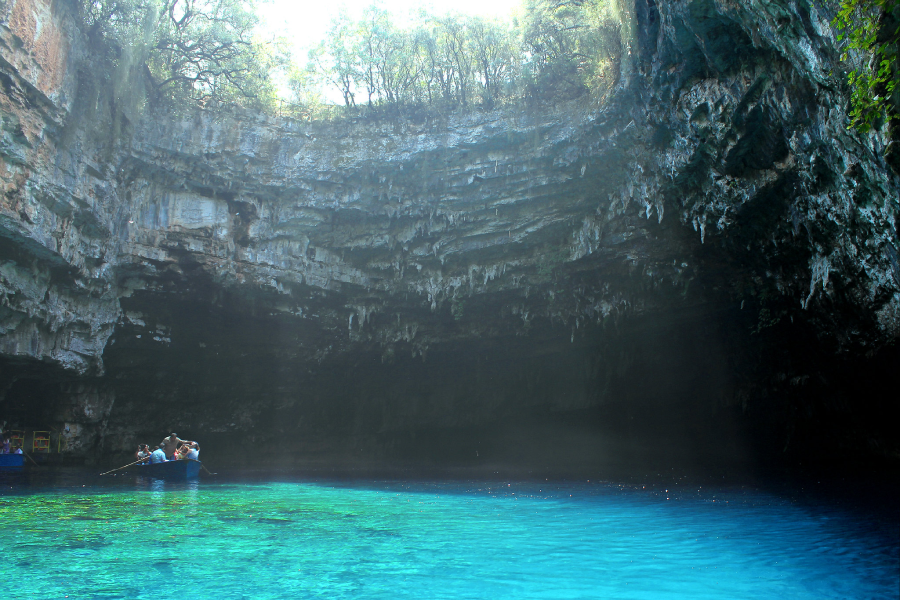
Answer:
[0, 475, 897, 599]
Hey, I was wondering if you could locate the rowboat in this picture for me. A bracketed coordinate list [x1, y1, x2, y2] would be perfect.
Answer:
[0, 454, 24, 470]
[134, 458, 202, 479]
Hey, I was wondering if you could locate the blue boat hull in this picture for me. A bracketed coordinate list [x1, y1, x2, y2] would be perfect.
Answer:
[0, 454, 24, 470]
[135, 458, 201, 479]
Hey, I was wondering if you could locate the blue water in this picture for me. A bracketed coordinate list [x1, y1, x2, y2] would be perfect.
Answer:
[1, 472, 897, 599]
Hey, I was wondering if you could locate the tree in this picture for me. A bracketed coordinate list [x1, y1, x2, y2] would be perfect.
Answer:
[354, 5, 389, 106]
[81, 0, 280, 110]
[444, 16, 477, 105]
[298, 0, 631, 116]
[518, 0, 627, 103]
[468, 17, 516, 107]
[284, 61, 326, 118]
[310, 11, 359, 107]
[377, 24, 423, 105]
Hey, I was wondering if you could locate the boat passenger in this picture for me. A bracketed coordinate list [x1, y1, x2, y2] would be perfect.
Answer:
[175, 443, 191, 460]
[149, 445, 166, 464]
[13, 446, 22, 455]
[186, 442, 199, 461]
[135, 444, 151, 463]
[159, 433, 185, 460]
[1, 434, 9, 454]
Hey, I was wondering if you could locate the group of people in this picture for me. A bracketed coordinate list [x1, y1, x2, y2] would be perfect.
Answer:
[135, 433, 199, 464]
[0, 433, 23, 455]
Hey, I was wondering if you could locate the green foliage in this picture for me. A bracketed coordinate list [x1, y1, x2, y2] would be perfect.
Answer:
[519, 0, 626, 102]
[308, 8, 520, 110]
[282, 62, 327, 119]
[81, 0, 283, 113]
[301, 0, 630, 113]
[832, 0, 900, 132]
[77, 0, 631, 118]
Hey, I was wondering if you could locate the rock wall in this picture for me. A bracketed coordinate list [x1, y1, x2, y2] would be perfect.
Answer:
[0, 0, 897, 468]
[0, 0, 118, 376]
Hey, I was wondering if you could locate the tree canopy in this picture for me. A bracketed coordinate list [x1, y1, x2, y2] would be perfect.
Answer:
[78, 0, 631, 119]
[81, 0, 283, 113]
[301, 0, 631, 115]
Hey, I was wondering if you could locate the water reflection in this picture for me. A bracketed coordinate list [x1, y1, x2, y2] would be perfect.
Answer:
[132, 476, 202, 516]
[150, 477, 166, 496]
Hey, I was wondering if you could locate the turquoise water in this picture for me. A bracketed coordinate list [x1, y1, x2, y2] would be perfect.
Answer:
[1, 473, 897, 599]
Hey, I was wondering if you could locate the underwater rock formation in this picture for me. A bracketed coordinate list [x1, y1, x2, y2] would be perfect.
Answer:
[0, 0, 897, 468]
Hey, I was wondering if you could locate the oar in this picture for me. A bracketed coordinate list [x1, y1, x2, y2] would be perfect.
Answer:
[100, 458, 147, 476]
[22, 450, 39, 466]
[200, 462, 217, 476]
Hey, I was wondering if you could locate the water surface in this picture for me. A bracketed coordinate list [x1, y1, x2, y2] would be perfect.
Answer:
[1, 471, 897, 599]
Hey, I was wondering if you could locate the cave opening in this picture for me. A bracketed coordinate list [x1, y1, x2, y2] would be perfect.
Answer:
[2, 0, 900, 597]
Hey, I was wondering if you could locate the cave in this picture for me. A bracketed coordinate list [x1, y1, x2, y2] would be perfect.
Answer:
[2, 0, 899, 597]
[0, 0, 897, 479]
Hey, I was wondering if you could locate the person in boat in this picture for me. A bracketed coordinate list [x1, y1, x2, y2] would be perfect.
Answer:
[185, 441, 199, 460]
[13, 446, 22, 455]
[1, 434, 9, 454]
[174, 441, 198, 460]
[149, 445, 167, 464]
[174, 443, 189, 460]
[159, 433, 185, 460]
[135, 444, 151, 463]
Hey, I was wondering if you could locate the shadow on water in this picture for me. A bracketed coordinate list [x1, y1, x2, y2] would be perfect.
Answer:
[3, 462, 897, 513]
[0, 467, 204, 495]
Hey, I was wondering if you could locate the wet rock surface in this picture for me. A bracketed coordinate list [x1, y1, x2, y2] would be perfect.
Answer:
[0, 0, 897, 469]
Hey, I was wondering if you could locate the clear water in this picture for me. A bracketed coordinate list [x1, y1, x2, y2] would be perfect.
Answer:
[1, 472, 897, 599]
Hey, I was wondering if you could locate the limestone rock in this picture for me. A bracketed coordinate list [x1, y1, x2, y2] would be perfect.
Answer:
[0, 0, 896, 464]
